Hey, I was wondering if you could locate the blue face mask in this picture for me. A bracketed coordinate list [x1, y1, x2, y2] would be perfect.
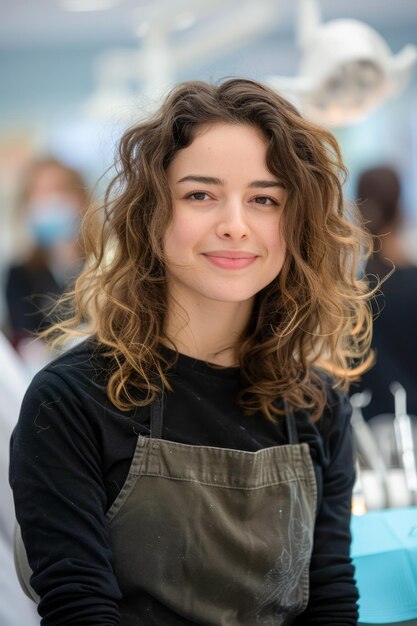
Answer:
[26, 198, 81, 248]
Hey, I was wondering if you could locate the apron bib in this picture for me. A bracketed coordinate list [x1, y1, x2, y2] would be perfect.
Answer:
[106, 397, 317, 625]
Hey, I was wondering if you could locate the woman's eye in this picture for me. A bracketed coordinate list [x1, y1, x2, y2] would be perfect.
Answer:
[253, 196, 279, 206]
[186, 191, 210, 201]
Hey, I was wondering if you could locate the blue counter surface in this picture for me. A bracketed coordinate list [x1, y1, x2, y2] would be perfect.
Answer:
[351, 507, 417, 624]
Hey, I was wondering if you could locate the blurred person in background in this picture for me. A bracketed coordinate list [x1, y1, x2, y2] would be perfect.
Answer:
[356, 165, 417, 420]
[0, 159, 89, 626]
[4, 157, 89, 362]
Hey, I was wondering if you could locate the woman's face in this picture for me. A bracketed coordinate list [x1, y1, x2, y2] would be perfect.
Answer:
[164, 122, 287, 308]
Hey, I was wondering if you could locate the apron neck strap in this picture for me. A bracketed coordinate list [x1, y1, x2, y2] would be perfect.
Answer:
[284, 402, 299, 445]
[150, 393, 164, 439]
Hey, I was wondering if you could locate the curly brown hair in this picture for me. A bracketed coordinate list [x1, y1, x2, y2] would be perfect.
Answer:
[46, 78, 373, 421]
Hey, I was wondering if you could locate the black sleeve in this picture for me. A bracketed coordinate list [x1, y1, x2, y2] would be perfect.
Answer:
[294, 392, 359, 626]
[9, 369, 122, 626]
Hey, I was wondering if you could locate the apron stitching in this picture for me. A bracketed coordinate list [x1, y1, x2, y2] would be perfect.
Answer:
[125, 472, 310, 490]
[148, 438, 304, 456]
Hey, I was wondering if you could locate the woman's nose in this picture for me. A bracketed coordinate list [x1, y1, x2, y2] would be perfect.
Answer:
[215, 199, 250, 241]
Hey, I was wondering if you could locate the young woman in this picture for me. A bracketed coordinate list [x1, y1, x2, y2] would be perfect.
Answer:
[10, 78, 372, 626]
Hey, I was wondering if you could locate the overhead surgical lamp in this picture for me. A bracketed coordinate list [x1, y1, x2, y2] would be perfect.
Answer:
[267, 0, 417, 126]
[85, 0, 283, 121]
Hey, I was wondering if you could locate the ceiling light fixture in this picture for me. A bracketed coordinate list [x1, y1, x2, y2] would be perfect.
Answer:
[267, 0, 417, 127]
[60, 0, 122, 12]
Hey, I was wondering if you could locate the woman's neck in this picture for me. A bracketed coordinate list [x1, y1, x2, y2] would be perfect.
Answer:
[164, 294, 254, 367]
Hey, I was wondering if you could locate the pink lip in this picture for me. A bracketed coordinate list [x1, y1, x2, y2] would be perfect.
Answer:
[203, 250, 257, 270]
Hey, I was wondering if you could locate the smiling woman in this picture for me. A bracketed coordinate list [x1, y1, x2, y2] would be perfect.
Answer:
[10, 78, 372, 626]
[164, 123, 287, 361]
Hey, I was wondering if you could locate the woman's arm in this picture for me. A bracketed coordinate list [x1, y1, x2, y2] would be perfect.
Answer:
[295, 391, 359, 626]
[9, 369, 122, 626]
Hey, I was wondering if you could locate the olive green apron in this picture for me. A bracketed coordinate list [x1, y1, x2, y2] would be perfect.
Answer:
[106, 397, 317, 625]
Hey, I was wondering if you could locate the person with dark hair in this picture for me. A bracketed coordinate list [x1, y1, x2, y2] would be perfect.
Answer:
[5, 157, 89, 351]
[356, 166, 417, 419]
[10, 78, 373, 625]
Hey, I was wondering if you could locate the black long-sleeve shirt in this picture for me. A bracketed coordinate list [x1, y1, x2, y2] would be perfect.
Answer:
[9, 339, 359, 625]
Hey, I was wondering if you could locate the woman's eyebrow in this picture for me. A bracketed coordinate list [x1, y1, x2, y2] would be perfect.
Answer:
[177, 175, 223, 185]
[248, 180, 285, 189]
[176, 175, 285, 188]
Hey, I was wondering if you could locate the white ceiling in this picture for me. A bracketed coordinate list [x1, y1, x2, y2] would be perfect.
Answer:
[1, 0, 416, 49]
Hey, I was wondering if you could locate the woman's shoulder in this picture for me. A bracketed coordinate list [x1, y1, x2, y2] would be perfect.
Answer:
[16, 339, 113, 446]
[28, 337, 110, 399]
[47, 335, 105, 367]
